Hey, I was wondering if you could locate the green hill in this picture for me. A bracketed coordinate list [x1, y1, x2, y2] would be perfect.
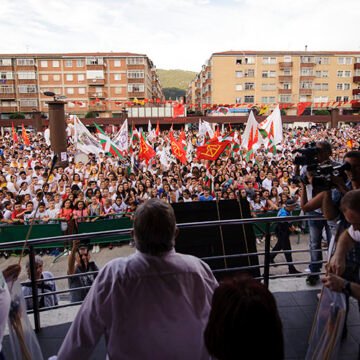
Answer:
[157, 69, 197, 99]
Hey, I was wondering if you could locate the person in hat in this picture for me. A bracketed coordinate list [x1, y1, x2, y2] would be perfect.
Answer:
[269, 198, 301, 274]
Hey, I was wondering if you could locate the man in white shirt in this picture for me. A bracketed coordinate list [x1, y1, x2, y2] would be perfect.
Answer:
[57, 199, 218, 360]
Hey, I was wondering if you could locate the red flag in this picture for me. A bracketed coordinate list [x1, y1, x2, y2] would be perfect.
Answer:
[179, 129, 186, 143]
[196, 140, 231, 161]
[297, 102, 311, 116]
[139, 133, 156, 164]
[22, 124, 30, 146]
[169, 132, 187, 164]
[173, 103, 185, 117]
[155, 121, 160, 136]
[12, 123, 18, 143]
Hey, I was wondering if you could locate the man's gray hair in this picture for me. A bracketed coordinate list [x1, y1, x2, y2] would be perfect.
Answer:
[133, 199, 176, 256]
[26, 255, 43, 268]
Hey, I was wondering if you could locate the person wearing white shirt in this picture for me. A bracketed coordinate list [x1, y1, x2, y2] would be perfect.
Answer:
[261, 172, 273, 192]
[57, 199, 218, 360]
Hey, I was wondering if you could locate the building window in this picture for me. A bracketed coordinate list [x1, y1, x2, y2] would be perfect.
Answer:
[114, 73, 122, 80]
[53, 88, 61, 94]
[337, 70, 344, 77]
[86, 57, 104, 65]
[301, 68, 314, 76]
[345, 71, 351, 77]
[78, 74, 85, 81]
[20, 99, 38, 107]
[53, 74, 60, 81]
[344, 96, 349, 102]
[283, 83, 291, 90]
[66, 87, 74, 94]
[76, 59, 84, 67]
[52, 60, 60, 67]
[235, 84, 243, 91]
[262, 71, 276, 78]
[65, 60, 72, 67]
[0, 86, 14, 94]
[126, 57, 144, 65]
[261, 96, 276, 103]
[314, 96, 329, 102]
[344, 83, 351, 90]
[244, 69, 255, 77]
[244, 95, 254, 103]
[235, 71, 243, 78]
[0, 59, 12, 66]
[279, 95, 292, 103]
[284, 56, 292, 62]
[315, 70, 328, 78]
[262, 57, 276, 64]
[86, 70, 104, 79]
[127, 71, 144, 79]
[114, 60, 121, 67]
[78, 87, 86, 94]
[338, 57, 352, 65]
[301, 56, 315, 64]
[41, 75, 48, 81]
[235, 97, 242, 104]
[127, 84, 144, 92]
[115, 87, 122, 94]
[66, 74, 73, 81]
[18, 85, 37, 93]
[40, 60, 48, 68]
[244, 82, 255, 90]
[314, 57, 330, 65]
[261, 83, 276, 91]
[0, 72, 13, 80]
[300, 82, 312, 89]
[16, 58, 35, 66]
[336, 83, 343, 90]
[336, 96, 342, 102]
[18, 72, 36, 80]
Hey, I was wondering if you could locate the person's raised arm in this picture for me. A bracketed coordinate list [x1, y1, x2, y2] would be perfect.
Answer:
[68, 240, 80, 275]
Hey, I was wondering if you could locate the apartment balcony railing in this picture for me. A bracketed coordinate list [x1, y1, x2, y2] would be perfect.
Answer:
[300, 63, 316, 67]
[354, 63, 360, 70]
[278, 75, 293, 82]
[0, 106, 17, 112]
[352, 89, 360, 95]
[300, 75, 316, 81]
[0, 92, 16, 99]
[299, 88, 313, 95]
[279, 62, 293, 68]
[17, 79, 37, 85]
[88, 91, 107, 98]
[87, 78, 105, 86]
[353, 76, 360, 83]
[278, 89, 292, 94]
[89, 104, 107, 111]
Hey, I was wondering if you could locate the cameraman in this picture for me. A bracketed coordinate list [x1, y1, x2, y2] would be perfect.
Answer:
[297, 141, 335, 286]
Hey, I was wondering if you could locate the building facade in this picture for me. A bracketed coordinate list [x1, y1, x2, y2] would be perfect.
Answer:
[187, 51, 360, 113]
[0, 52, 163, 118]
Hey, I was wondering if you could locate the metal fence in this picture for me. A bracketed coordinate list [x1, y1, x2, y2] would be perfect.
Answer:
[0, 213, 325, 332]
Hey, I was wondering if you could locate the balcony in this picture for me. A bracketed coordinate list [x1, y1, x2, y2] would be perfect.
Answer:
[278, 89, 292, 94]
[128, 78, 145, 84]
[299, 88, 312, 95]
[19, 106, 39, 112]
[85, 63, 105, 71]
[353, 89, 360, 95]
[0, 93, 16, 99]
[88, 91, 107, 98]
[354, 63, 360, 70]
[87, 78, 105, 86]
[300, 63, 316, 67]
[17, 79, 37, 85]
[300, 76, 315, 81]
[128, 91, 145, 98]
[0, 106, 17, 112]
[278, 76, 292, 82]
[353, 76, 360, 83]
[279, 62, 293, 68]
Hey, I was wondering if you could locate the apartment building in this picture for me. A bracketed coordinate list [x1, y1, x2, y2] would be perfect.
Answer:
[187, 51, 360, 113]
[0, 52, 163, 118]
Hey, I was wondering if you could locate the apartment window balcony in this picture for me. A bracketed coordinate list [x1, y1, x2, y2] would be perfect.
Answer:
[299, 88, 313, 95]
[0, 106, 17, 112]
[353, 89, 360, 95]
[354, 63, 360, 70]
[279, 62, 293, 68]
[89, 104, 107, 112]
[128, 91, 145, 98]
[278, 76, 293, 82]
[17, 79, 37, 85]
[0, 93, 16, 99]
[300, 75, 316, 81]
[353, 76, 360, 83]
[278, 89, 292, 94]
[87, 78, 105, 85]
[300, 63, 316, 68]
[19, 106, 39, 112]
[88, 91, 107, 98]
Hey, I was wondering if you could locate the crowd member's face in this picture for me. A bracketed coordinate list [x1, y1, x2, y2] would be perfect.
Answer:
[343, 208, 360, 231]
[344, 156, 360, 185]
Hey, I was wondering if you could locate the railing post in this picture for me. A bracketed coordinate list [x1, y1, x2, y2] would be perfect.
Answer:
[263, 223, 271, 288]
[29, 245, 41, 332]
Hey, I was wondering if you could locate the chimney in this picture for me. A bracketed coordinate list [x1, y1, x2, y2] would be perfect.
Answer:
[305, 45, 308, 52]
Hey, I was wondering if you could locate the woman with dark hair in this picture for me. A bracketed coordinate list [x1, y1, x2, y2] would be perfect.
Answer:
[204, 276, 284, 360]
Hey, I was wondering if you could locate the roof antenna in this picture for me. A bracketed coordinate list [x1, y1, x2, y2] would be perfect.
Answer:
[305, 45, 308, 52]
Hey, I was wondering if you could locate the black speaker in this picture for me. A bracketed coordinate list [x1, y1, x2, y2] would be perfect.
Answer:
[172, 199, 260, 280]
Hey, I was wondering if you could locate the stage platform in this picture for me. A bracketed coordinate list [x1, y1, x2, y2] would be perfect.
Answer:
[2, 290, 360, 359]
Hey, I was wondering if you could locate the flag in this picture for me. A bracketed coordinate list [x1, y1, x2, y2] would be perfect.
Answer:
[155, 121, 160, 136]
[297, 102, 311, 116]
[169, 131, 187, 164]
[173, 103, 185, 117]
[112, 119, 129, 152]
[12, 123, 18, 143]
[72, 115, 104, 155]
[148, 119, 152, 134]
[139, 132, 156, 164]
[258, 105, 269, 116]
[196, 140, 231, 161]
[347, 139, 354, 149]
[94, 123, 125, 158]
[198, 119, 214, 138]
[241, 111, 259, 151]
[258, 105, 283, 147]
[22, 124, 30, 146]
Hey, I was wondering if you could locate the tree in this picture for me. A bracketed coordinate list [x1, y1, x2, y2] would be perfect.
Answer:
[9, 112, 25, 119]
[85, 111, 97, 118]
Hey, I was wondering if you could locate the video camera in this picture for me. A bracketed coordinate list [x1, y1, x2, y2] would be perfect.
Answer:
[292, 142, 319, 166]
[308, 162, 351, 189]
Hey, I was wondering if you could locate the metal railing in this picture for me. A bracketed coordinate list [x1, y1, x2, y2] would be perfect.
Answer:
[0, 213, 325, 332]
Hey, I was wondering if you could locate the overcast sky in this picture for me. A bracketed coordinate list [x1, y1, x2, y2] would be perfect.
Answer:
[1, 0, 359, 72]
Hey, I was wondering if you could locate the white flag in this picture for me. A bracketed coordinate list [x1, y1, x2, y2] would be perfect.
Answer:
[113, 119, 129, 152]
